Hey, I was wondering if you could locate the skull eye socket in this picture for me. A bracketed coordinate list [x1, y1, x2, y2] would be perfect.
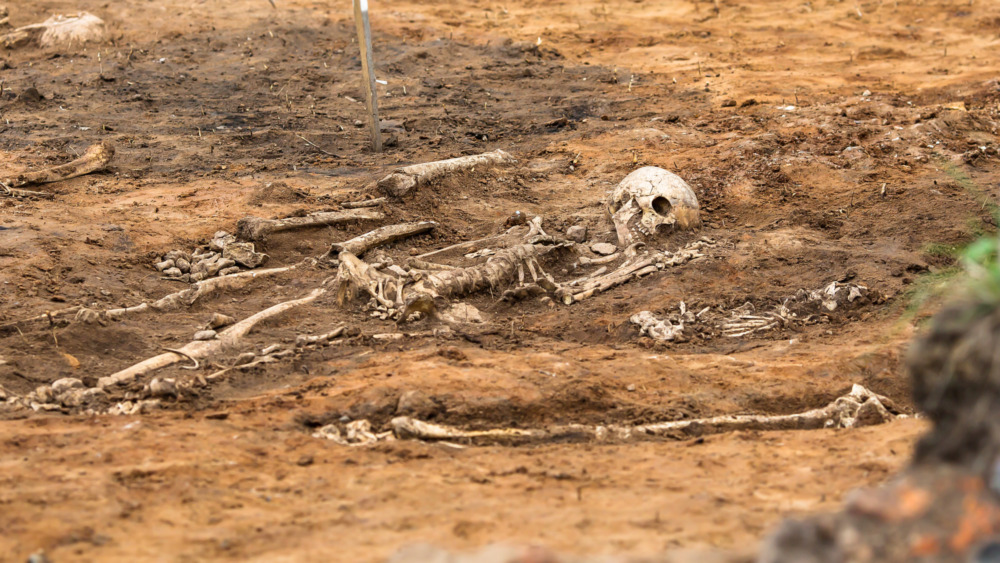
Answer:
[651, 196, 672, 215]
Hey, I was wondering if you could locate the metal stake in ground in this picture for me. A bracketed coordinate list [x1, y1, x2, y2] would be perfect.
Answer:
[353, 0, 382, 152]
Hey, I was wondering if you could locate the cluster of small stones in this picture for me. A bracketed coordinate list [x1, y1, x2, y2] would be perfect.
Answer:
[154, 231, 268, 283]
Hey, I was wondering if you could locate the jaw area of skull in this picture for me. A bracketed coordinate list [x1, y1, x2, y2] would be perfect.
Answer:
[608, 166, 701, 247]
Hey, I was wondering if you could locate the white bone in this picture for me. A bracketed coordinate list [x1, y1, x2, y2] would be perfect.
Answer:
[608, 167, 701, 247]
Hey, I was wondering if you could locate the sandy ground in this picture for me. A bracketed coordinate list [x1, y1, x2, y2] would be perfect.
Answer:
[1, 0, 999, 560]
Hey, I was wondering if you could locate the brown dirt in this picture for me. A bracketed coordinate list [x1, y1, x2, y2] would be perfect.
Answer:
[1, 0, 998, 560]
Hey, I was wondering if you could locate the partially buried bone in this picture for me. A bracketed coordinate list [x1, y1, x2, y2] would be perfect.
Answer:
[327, 221, 437, 259]
[0, 12, 106, 49]
[608, 166, 700, 247]
[0, 142, 114, 196]
[376, 150, 516, 197]
[236, 208, 384, 243]
[312, 385, 895, 446]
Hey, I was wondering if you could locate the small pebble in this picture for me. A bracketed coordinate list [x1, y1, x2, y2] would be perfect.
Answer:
[163, 267, 182, 277]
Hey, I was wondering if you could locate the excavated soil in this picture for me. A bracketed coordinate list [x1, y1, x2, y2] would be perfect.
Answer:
[2, 0, 999, 560]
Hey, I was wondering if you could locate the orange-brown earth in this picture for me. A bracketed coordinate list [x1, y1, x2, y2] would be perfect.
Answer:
[2, 0, 999, 560]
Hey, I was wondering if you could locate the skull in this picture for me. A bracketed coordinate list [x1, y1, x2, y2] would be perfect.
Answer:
[607, 166, 700, 247]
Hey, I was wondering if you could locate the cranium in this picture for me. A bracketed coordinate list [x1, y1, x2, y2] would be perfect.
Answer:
[607, 166, 700, 247]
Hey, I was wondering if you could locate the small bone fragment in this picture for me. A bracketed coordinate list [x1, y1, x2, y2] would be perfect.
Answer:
[566, 225, 587, 243]
[210, 232, 236, 252]
[106, 303, 149, 321]
[376, 150, 516, 197]
[51, 378, 84, 395]
[74, 308, 104, 325]
[440, 303, 485, 324]
[579, 252, 620, 266]
[99, 287, 327, 388]
[236, 208, 384, 242]
[329, 221, 437, 258]
[207, 313, 236, 329]
[341, 197, 387, 209]
[295, 326, 347, 346]
[193, 330, 217, 341]
[223, 242, 268, 268]
[1, 142, 114, 189]
[591, 242, 617, 256]
[155, 259, 175, 272]
[0, 12, 106, 49]
[208, 258, 235, 276]
[165, 250, 192, 262]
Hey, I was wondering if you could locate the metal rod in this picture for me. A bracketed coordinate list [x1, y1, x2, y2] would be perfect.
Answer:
[353, 0, 382, 152]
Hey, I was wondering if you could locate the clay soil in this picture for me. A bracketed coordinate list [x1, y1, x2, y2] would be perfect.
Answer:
[2, 0, 999, 560]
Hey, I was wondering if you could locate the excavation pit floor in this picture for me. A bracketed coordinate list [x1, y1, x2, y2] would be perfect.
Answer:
[1, 0, 997, 560]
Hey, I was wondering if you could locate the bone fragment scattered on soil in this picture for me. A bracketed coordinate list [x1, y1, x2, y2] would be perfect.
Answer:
[566, 225, 587, 243]
[98, 286, 327, 388]
[608, 166, 701, 247]
[193, 330, 217, 341]
[207, 313, 236, 330]
[236, 208, 384, 243]
[222, 241, 268, 268]
[0, 12, 106, 49]
[578, 252, 620, 266]
[590, 242, 617, 256]
[341, 197, 387, 209]
[328, 221, 437, 258]
[313, 385, 894, 447]
[631, 310, 685, 341]
[0, 142, 114, 195]
[376, 149, 516, 197]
